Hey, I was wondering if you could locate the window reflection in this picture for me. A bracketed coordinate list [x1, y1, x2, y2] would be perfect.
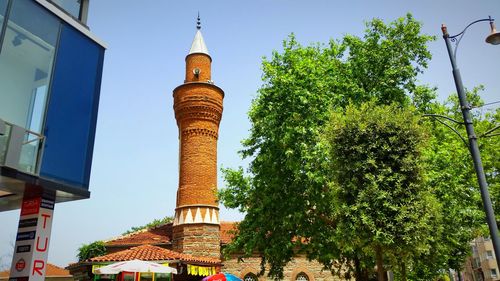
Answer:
[0, 0, 59, 133]
[49, 0, 82, 20]
[0, 0, 7, 35]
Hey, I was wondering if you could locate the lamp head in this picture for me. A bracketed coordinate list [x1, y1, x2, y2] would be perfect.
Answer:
[486, 18, 500, 45]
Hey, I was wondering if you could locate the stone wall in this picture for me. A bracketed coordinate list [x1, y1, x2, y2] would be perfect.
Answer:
[172, 224, 220, 258]
[223, 255, 347, 281]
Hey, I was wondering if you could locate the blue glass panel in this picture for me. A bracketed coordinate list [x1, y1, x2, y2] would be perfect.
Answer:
[0, 0, 6, 14]
[0, 0, 7, 33]
[9, 0, 58, 46]
[40, 23, 104, 189]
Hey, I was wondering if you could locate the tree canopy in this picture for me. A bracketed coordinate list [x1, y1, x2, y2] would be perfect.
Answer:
[122, 216, 173, 235]
[219, 13, 500, 280]
[219, 14, 440, 280]
[409, 87, 499, 280]
[324, 103, 439, 281]
[76, 216, 174, 262]
[77, 241, 107, 262]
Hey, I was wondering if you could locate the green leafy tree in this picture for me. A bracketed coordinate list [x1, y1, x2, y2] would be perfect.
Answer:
[122, 216, 174, 235]
[77, 241, 106, 262]
[409, 87, 499, 280]
[76, 216, 174, 262]
[218, 14, 435, 280]
[324, 102, 440, 281]
[480, 107, 500, 222]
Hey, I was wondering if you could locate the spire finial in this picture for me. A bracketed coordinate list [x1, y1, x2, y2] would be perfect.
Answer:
[196, 12, 201, 30]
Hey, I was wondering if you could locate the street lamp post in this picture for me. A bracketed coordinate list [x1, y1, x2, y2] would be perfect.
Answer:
[441, 16, 500, 270]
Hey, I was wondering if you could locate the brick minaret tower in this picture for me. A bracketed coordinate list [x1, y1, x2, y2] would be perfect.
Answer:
[172, 17, 224, 258]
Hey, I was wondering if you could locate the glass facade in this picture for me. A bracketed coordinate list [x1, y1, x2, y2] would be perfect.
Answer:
[0, 1, 6, 167]
[0, 0, 105, 189]
[0, 0, 7, 32]
[0, 0, 58, 132]
[0, 123, 9, 167]
[0, 0, 59, 175]
[49, 0, 82, 20]
[40, 23, 104, 188]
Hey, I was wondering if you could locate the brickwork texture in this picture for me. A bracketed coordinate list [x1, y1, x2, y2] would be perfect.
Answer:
[172, 51, 223, 258]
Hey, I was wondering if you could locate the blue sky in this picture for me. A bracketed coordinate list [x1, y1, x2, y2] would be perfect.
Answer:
[1, 0, 499, 269]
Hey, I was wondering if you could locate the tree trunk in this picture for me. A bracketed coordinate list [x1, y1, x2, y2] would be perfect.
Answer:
[354, 256, 360, 280]
[375, 245, 385, 281]
[400, 260, 407, 281]
[353, 256, 371, 281]
[363, 269, 370, 281]
[354, 256, 363, 281]
[457, 271, 463, 281]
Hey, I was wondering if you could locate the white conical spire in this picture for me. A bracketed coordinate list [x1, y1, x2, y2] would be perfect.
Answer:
[188, 14, 209, 55]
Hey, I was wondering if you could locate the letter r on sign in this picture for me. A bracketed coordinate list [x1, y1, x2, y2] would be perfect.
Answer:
[32, 260, 45, 276]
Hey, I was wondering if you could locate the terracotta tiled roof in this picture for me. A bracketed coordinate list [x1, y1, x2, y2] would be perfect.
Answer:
[89, 244, 220, 265]
[220, 221, 237, 244]
[0, 263, 71, 278]
[105, 224, 172, 246]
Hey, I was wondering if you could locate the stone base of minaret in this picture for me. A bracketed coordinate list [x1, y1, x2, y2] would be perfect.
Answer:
[172, 224, 221, 258]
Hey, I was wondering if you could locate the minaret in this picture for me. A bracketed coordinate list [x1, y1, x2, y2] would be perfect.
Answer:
[172, 16, 223, 258]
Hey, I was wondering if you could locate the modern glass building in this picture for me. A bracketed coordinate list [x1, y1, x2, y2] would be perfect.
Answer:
[0, 0, 105, 211]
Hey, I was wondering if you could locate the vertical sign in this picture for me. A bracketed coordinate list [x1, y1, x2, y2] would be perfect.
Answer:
[9, 189, 55, 281]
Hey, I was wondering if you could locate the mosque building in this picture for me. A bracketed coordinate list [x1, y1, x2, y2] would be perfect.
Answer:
[68, 18, 339, 281]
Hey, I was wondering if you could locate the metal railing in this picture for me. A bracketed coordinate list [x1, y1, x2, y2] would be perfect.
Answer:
[0, 119, 44, 175]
